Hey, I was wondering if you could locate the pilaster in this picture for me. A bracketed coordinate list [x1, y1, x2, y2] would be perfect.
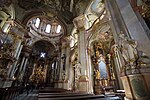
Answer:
[73, 14, 90, 93]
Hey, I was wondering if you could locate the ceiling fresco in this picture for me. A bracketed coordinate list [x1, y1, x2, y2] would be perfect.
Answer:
[17, 0, 90, 24]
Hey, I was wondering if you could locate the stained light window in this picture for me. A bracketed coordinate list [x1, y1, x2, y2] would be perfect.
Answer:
[52, 63, 54, 69]
[99, 61, 108, 79]
[35, 18, 40, 28]
[40, 52, 46, 58]
[45, 24, 51, 33]
[56, 25, 61, 33]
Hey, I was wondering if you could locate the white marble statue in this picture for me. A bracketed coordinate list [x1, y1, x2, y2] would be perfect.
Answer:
[26, 38, 32, 46]
[119, 34, 138, 64]
[119, 34, 139, 74]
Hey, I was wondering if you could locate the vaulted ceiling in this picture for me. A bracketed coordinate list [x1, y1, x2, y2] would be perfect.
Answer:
[15, 0, 91, 24]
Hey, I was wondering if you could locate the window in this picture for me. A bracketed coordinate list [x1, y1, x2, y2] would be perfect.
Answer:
[35, 18, 40, 28]
[27, 16, 64, 38]
[98, 61, 108, 79]
[40, 52, 46, 58]
[52, 63, 55, 69]
[56, 25, 61, 33]
[2, 23, 10, 33]
[45, 24, 51, 33]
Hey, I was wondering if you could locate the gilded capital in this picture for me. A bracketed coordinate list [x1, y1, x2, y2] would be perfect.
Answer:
[73, 14, 86, 30]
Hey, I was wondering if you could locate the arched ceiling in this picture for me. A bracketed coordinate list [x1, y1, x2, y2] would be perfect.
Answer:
[32, 40, 56, 57]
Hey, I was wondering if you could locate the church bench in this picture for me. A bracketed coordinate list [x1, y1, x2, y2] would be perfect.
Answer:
[39, 89, 71, 93]
[38, 92, 88, 95]
[38, 94, 105, 100]
[38, 93, 93, 98]
[38, 88, 72, 95]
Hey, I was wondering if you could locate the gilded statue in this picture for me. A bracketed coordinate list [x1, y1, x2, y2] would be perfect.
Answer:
[95, 70, 100, 79]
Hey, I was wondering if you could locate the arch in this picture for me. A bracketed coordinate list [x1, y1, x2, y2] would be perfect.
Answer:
[32, 39, 55, 49]
[32, 40, 56, 58]
[22, 11, 67, 40]
[21, 10, 45, 25]
[21, 10, 67, 33]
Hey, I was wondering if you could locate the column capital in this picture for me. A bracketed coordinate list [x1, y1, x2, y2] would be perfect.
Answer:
[73, 14, 86, 31]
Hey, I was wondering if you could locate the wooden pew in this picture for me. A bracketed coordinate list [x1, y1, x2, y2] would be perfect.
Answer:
[38, 88, 106, 100]
[39, 87, 71, 93]
[38, 94, 106, 100]
[38, 87, 122, 100]
[38, 93, 94, 98]
[38, 92, 88, 95]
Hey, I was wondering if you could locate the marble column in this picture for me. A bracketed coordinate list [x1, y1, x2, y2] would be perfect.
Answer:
[63, 42, 71, 90]
[9, 44, 23, 78]
[112, 45, 124, 89]
[106, 0, 150, 57]
[66, 43, 71, 89]
[58, 43, 66, 88]
[59, 43, 66, 81]
[106, 0, 150, 99]
[19, 57, 26, 73]
[115, 0, 150, 57]
[21, 58, 28, 78]
[7, 38, 22, 77]
[86, 48, 94, 93]
[73, 15, 89, 92]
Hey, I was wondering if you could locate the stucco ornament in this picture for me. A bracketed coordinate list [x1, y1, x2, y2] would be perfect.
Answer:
[95, 70, 100, 79]
[73, 14, 86, 30]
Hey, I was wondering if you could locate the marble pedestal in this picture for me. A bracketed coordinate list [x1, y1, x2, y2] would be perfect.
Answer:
[78, 75, 89, 93]
[121, 74, 150, 100]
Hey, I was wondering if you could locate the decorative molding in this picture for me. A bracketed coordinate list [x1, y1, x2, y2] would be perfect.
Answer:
[79, 75, 89, 82]
[73, 14, 86, 30]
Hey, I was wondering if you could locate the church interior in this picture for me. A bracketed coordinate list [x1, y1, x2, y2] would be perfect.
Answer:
[0, 0, 150, 100]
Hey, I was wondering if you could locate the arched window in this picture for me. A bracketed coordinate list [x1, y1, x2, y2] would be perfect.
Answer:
[56, 25, 61, 33]
[26, 16, 65, 38]
[98, 61, 108, 79]
[45, 24, 51, 33]
[35, 18, 40, 28]
[40, 52, 46, 58]
[52, 62, 55, 69]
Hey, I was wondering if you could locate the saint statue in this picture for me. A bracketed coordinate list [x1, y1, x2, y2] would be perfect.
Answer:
[26, 38, 32, 46]
[119, 34, 139, 74]
[95, 70, 100, 80]
[119, 34, 138, 64]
